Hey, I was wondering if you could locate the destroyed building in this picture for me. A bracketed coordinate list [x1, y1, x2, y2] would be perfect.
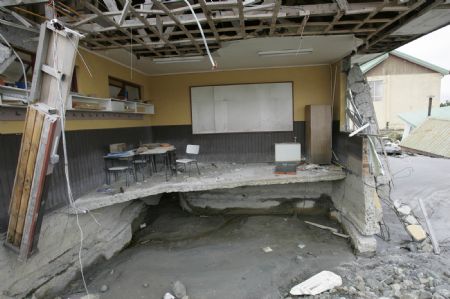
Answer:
[0, 0, 449, 298]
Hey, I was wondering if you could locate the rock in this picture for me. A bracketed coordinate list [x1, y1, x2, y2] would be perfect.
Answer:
[143, 283, 149, 288]
[392, 283, 402, 297]
[405, 215, 419, 225]
[432, 294, 445, 299]
[109, 269, 115, 275]
[398, 205, 412, 215]
[406, 225, 427, 242]
[81, 295, 100, 299]
[172, 281, 187, 298]
[435, 288, 450, 297]
[418, 242, 433, 253]
[418, 290, 432, 299]
[355, 276, 365, 292]
[181, 296, 189, 299]
[100, 284, 109, 292]
[401, 293, 419, 299]
[163, 293, 176, 299]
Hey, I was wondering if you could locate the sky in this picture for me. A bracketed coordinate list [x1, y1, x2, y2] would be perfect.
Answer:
[397, 25, 450, 103]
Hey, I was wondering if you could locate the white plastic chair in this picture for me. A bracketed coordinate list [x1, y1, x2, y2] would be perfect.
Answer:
[176, 144, 200, 176]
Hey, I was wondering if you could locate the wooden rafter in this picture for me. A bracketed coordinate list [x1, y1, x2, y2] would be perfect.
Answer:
[324, 10, 344, 34]
[198, 0, 221, 44]
[84, 1, 161, 56]
[269, 0, 281, 36]
[151, 0, 203, 55]
[237, 0, 245, 38]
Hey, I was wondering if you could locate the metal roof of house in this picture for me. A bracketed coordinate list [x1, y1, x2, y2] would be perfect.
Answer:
[400, 118, 450, 158]
[398, 106, 450, 128]
[360, 50, 449, 75]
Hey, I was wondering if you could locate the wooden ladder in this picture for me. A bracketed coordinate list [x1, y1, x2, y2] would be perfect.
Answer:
[5, 21, 79, 261]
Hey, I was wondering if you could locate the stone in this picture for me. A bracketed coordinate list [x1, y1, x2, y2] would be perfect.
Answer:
[143, 283, 149, 288]
[435, 288, 450, 297]
[172, 280, 187, 298]
[81, 295, 100, 299]
[398, 205, 412, 216]
[100, 284, 109, 292]
[432, 294, 445, 299]
[418, 290, 432, 299]
[401, 294, 419, 299]
[163, 293, 176, 299]
[406, 225, 427, 242]
[405, 215, 419, 225]
[392, 283, 402, 297]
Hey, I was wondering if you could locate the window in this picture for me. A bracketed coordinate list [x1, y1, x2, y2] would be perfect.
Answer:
[108, 77, 141, 101]
[368, 80, 384, 102]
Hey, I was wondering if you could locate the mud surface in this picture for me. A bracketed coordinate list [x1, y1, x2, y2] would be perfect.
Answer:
[65, 155, 450, 299]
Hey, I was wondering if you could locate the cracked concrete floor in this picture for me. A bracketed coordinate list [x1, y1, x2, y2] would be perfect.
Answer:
[63, 155, 450, 299]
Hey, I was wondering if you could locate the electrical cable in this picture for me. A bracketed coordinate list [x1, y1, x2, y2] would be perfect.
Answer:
[180, 0, 217, 69]
[49, 11, 90, 295]
[0, 32, 29, 98]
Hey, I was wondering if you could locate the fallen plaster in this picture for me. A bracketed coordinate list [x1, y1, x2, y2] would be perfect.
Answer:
[0, 201, 145, 299]
[73, 163, 346, 212]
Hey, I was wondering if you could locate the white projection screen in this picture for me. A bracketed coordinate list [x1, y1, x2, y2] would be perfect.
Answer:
[191, 82, 293, 134]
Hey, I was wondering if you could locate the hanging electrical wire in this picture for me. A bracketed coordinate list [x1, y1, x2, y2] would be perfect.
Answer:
[180, 0, 217, 69]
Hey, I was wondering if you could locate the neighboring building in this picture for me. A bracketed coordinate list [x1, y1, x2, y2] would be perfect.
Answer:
[398, 106, 450, 140]
[361, 51, 449, 130]
[400, 117, 450, 158]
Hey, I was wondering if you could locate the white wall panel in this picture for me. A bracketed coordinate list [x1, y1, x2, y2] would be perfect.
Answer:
[191, 82, 293, 134]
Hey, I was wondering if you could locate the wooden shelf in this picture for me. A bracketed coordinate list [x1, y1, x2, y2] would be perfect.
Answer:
[69, 94, 154, 115]
[0, 85, 29, 106]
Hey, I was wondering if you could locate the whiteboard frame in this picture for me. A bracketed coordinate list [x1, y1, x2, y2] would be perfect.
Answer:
[190, 81, 294, 135]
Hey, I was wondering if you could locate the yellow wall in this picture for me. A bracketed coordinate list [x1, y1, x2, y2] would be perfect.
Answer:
[147, 65, 334, 126]
[2, 49, 345, 134]
[0, 49, 152, 134]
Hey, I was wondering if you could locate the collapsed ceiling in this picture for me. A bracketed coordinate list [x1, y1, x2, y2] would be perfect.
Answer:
[0, 0, 449, 60]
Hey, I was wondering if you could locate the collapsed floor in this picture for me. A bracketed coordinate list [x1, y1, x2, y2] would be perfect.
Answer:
[64, 155, 450, 299]
[1, 155, 449, 299]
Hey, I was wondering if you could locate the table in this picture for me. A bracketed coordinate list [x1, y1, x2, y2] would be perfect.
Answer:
[139, 146, 176, 181]
[103, 151, 135, 186]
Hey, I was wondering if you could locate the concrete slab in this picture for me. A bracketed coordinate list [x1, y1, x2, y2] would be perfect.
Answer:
[73, 163, 346, 212]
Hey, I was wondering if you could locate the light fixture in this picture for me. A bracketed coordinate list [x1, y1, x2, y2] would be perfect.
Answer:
[257, 48, 314, 57]
[152, 56, 205, 64]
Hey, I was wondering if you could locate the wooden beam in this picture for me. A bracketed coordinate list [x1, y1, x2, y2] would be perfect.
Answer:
[353, 2, 387, 32]
[296, 13, 310, 34]
[334, 0, 348, 12]
[198, 0, 220, 44]
[365, 0, 425, 46]
[125, 2, 180, 55]
[237, 0, 245, 38]
[324, 10, 343, 33]
[84, 2, 161, 57]
[151, 0, 203, 55]
[0, 0, 47, 7]
[269, 0, 281, 36]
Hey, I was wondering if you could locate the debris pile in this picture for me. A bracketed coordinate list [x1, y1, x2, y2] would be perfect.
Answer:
[286, 253, 450, 299]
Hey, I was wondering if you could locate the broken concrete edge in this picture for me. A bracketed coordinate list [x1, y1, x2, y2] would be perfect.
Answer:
[0, 201, 146, 299]
[70, 172, 346, 213]
[341, 217, 377, 256]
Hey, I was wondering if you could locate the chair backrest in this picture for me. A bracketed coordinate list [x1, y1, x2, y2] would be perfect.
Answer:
[186, 144, 200, 155]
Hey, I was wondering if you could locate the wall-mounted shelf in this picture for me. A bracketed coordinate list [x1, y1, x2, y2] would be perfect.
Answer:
[0, 85, 29, 106]
[69, 94, 154, 115]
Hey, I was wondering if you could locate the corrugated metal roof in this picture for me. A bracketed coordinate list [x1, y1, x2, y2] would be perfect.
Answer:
[398, 106, 450, 128]
[360, 50, 449, 75]
[360, 53, 389, 74]
[400, 118, 450, 158]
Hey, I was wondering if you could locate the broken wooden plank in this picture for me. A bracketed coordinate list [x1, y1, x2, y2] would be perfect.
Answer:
[304, 221, 339, 233]
[19, 113, 58, 260]
[14, 109, 45, 246]
[6, 107, 37, 244]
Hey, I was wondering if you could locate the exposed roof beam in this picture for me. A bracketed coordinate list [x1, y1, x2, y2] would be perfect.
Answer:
[125, 2, 181, 55]
[324, 10, 343, 33]
[334, 0, 348, 12]
[0, 0, 46, 7]
[151, 0, 203, 55]
[237, 0, 245, 38]
[269, 0, 281, 36]
[84, 1, 161, 56]
[198, 0, 221, 44]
